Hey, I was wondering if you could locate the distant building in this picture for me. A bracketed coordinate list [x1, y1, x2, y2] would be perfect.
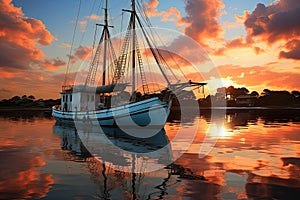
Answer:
[236, 95, 257, 106]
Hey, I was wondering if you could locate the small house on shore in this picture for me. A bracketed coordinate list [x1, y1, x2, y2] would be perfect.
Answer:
[236, 95, 258, 106]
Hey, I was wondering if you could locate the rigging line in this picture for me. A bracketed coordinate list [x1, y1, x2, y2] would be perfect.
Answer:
[107, 30, 117, 61]
[107, 31, 118, 84]
[108, 39, 118, 84]
[64, 0, 82, 86]
[120, 12, 124, 52]
[112, 21, 132, 83]
[135, 33, 149, 94]
[139, 5, 185, 79]
[156, 35, 188, 81]
[78, 0, 99, 45]
[141, 23, 179, 82]
[135, 14, 171, 85]
[136, 1, 146, 22]
[108, 7, 122, 37]
[136, 3, 165, 58]
[136, 1, 149, 27]
[107, 47, 111, 84]
[140, 31, 157, 92]
[108, 40, 117, 84]
[138, 0, 152, 28]
[139, 10, 180, 82]
[85, 28, 105, 86]
[91, 25, 98, 61]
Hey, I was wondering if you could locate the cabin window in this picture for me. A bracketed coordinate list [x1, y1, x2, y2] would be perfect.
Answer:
[70, 95, 72, 102]
[62, 95, 65, 102]
[91, 95, 94, 102]
[66, 95, 68, 102]
[87, 95, 90, 102]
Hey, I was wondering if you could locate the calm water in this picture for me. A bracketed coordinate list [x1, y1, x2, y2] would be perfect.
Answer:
[0, 109, 300, 199]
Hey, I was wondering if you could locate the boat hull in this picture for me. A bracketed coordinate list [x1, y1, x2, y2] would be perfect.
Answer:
[52, 97, 170, 127]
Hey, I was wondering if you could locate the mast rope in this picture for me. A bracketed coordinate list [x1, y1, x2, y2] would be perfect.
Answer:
[85, 30, 105, 86]
[64, 0, 82, 86]
[79, 0, 100, 46]
[91, 25, 98, 61]
[137, 0, 187, 82]
[135, 1, 181, 83]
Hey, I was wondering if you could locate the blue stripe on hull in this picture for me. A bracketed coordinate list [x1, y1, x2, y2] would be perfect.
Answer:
[53, 97, 170, 127]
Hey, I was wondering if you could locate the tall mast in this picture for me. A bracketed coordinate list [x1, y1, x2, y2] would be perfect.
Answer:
[102, 0, 108, 86]
[131, 0, 136, 95]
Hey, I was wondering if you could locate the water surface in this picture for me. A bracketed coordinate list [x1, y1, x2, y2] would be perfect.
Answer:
[0, 109, 300, 199]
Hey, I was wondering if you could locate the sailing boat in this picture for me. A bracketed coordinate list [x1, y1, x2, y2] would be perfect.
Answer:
[52, 0, 206, 127]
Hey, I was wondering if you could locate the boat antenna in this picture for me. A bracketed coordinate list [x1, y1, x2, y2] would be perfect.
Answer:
[131, 0, 136, 95]
[102, 0, 109, 86]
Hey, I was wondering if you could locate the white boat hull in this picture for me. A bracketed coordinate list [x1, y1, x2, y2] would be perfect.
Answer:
[52, 97, 170, 127]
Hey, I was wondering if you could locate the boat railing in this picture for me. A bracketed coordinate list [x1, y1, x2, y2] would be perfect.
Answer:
[62, 85, 73, 91]
[52, 105, 61, 111]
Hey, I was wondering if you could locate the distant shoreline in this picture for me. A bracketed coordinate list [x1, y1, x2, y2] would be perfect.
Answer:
[0, 107, 52, 111]
[171, 106, 300, 111]
[200, 106, 300, 110]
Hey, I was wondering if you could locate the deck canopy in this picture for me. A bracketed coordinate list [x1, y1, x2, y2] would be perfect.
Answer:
[71, 83, 129, 94]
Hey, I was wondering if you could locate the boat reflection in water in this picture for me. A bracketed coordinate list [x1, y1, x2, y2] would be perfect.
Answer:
[53, 123, 181, 199]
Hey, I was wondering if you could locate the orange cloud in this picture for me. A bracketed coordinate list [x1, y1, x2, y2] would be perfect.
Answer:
[215, 64, 300, 92]
[79, 20, 87, 32]
[85, 14, 103, 21]
[144, 0, 183, 25]
[60, 43, 71, 48]
[182, 0, 225, 47]
[0, 69, 66, 99]
[0, 0, 65, 72]
[144, 0, 160, 16]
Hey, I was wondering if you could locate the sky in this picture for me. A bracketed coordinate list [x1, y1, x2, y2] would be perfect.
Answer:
[1, 0, 300, 99]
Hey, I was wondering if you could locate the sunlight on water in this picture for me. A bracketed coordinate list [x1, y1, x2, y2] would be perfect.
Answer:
[0, 109, 300, 199]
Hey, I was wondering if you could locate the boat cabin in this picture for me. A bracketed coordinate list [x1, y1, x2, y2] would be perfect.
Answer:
[60, 84, 129, 112]
[60, 85, 99, 112]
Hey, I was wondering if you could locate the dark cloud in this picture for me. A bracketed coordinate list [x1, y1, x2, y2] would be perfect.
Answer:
[253, 46, 265, 55]
[244, 0, 300, 60]
[164, 35, 209, 64]
[213, 37, 249, 56]
[67, 54, 78, 64]
[245, 0, 300, 42]
[279, 39, 300, 60]
[74, 45, 92, 60]
[40, 58, 66, 70]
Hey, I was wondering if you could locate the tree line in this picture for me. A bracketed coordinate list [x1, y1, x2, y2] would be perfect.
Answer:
[0, 95, 60, 108]
[199, 86, 300, 107]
